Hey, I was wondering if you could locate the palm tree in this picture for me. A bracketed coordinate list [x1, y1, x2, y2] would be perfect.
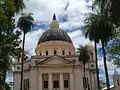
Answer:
[17, 13, 34, 90]
[82, 12, 115, 90]
[82, 12, 100, 90]
[93, 0, 120, 26]
[13, 0, 26, 14]
[77, 45, 91, 90]
[110, 0, 120, 26]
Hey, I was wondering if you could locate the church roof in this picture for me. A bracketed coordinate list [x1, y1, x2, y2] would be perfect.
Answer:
[37, 14, 72, 44]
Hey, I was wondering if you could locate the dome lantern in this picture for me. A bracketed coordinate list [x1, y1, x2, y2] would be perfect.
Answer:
[50, 13, 59, 28]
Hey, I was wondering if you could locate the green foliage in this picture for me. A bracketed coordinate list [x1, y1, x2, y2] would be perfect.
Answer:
[0, 0, 25, 85]
[17, 13, 34, 34]
[13, 0, 26, 14]
[93, 0, 120, 26]
[110, 0, 120, 26]
[5, 83, 11, 90]
[77, 44, 92, 65]
[107, 32, 120, 67]
[82, 12, 115, 44]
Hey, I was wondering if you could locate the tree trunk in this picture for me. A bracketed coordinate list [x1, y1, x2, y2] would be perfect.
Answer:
[83, 64, 86, 90]
[94, 41, 100, 90]
[20, 32, 25, 90]
[2, 68, 7, 84]
[101, 40, 110, 90]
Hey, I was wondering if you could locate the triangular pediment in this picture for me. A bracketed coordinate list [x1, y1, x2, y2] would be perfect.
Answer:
[37, 56, 74, 65]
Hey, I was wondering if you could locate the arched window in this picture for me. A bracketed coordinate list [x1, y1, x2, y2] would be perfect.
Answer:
[40, 52, 42, 56]
[62, 51, 65, 55]
[54, 50, 57, 55]
[46, 51, 48, 56]
[69, 52, 71, 55]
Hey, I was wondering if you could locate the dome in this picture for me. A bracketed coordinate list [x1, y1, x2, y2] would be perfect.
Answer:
[38, 28, 72, 44]
[38, 14, 72, 44]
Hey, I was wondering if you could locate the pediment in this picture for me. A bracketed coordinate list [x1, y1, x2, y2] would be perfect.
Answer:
[36, 56, 74, 65]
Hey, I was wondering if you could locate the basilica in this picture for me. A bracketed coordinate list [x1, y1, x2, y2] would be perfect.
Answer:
[14, 14, 97, 90]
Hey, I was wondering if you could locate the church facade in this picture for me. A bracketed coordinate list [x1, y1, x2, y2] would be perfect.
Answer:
[14, 14, 98, 90]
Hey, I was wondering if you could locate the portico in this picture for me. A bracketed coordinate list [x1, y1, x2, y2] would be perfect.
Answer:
[38, 72, 73, 90]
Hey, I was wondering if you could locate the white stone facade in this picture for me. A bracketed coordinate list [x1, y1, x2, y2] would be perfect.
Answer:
[14, 55, 97, 90]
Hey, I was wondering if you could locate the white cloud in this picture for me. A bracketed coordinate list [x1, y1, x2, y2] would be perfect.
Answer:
[20, 0, 92, 56]
[24, 29, 44, 55]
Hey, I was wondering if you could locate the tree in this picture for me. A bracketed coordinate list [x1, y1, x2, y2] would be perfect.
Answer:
[93, 0, 120, 26]
[82, 11, 115, 90]
[110, 0, 120, 26]
[107, 28, 120, 67]
[82, 12, 101, 90]
[77, 45, 91, 90]
[0, 0, 21, 89]
[17, 13, 34, 90]
[13, 0, 26, 14]
[0, 0, 26, 89]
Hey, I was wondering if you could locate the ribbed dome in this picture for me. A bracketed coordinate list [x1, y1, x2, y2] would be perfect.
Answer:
[38, 28, 72, 44]
[38, 14, 72, 44]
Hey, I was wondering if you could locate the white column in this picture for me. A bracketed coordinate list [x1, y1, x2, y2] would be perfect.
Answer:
[60, 73, 64, 90]
[70, 73, 74, 90]
[49, 73, 52, 90]
[39, 73, 42, 90]
[30, 68, 38, 90]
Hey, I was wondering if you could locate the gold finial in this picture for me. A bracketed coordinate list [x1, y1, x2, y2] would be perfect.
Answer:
[50, 13, 59, 28]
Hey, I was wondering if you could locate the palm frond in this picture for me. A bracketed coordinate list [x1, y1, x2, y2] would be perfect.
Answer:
[14, 0, 26, 14]
[82, 12, 115, 44]
[77, 45, 93, 65]
[17, 13, 34, 34]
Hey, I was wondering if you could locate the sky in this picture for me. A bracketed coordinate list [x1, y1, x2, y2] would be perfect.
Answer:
[6, 0, 120, 85]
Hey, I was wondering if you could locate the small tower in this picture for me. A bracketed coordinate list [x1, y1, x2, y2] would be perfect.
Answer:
[113, 69, 120, 90]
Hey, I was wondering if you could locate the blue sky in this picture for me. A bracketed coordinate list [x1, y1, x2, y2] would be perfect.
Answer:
[7, 0, 120, 84]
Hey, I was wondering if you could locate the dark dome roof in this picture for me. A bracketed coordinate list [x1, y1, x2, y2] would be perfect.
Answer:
[38, 29, 72, 44]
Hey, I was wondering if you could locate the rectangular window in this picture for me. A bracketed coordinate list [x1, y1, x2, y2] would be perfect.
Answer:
[24, 79, 29, 90]
[53, 80, 59, 88]
[44, 81, 48, 88]
[24, 80, 26, 89]
[27, 79, 29, 89]
[64, 80, 69, 88]
[117, 79, 120, 86]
